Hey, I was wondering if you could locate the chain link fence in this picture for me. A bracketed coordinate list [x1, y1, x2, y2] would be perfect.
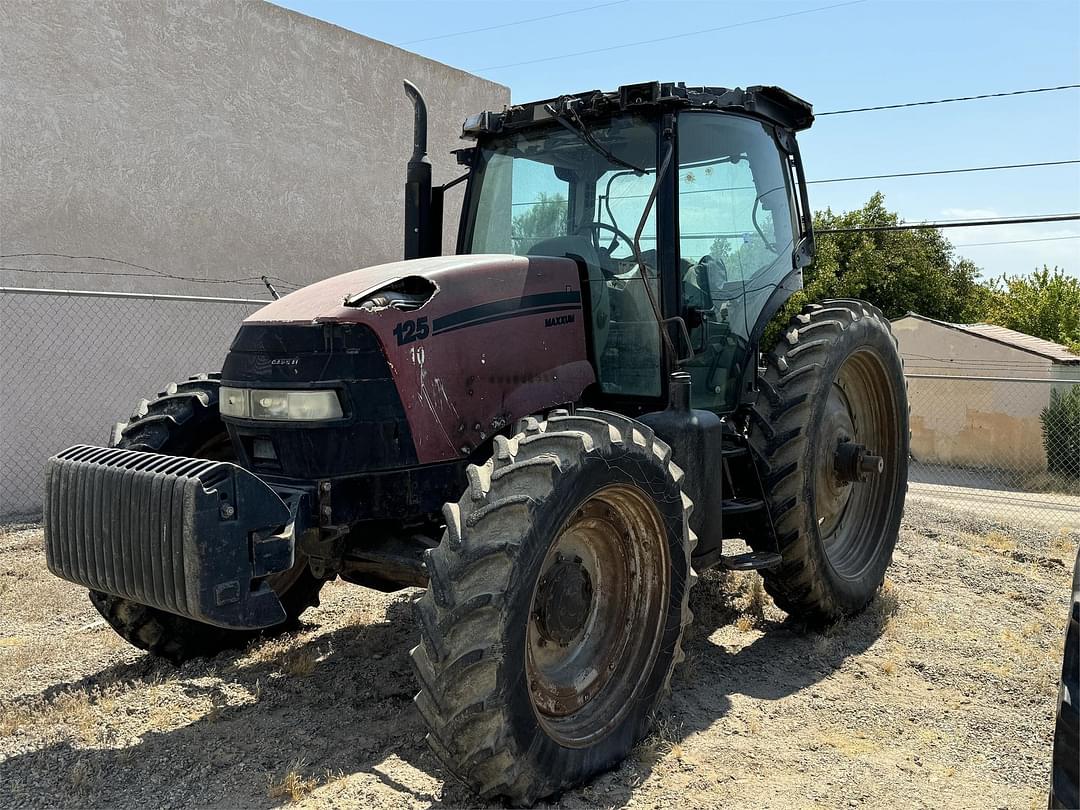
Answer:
[906, 372, 1080, 530]
[2, 287, 1079, 530]
[0, 287, 263, 515]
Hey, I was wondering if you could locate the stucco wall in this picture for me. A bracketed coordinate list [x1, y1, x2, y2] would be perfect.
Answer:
[892, 317, 1053, 470]
[0, 0, 508, 297]
[0, 1, 507, 515]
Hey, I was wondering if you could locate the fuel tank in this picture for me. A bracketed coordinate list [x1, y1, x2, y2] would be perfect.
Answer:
[230, 254, 596, 466]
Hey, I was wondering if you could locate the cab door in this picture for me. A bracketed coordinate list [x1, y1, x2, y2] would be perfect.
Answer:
[675, 112, 800, 413]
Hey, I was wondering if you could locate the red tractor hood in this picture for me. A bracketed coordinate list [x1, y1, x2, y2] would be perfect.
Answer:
[244, 254, 596, 463]
[248, 255, 521, 325]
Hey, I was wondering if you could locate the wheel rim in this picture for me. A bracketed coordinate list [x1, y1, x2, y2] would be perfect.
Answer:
[526, 484, 670, 748]
[813, 348, 901, 580]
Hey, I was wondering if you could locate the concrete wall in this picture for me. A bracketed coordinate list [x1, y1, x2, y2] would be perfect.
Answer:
[892, 317, 1053, 470]
[0, 1, 507, 515]
[0, 0, 508, 297]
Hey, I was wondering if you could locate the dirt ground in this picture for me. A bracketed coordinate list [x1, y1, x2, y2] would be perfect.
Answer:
[1, 498, 1075, 810]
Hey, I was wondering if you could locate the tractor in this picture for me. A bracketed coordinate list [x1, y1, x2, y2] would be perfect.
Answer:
[43, 81, 908, 804]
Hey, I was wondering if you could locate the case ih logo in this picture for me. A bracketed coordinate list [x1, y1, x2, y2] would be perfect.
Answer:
[270, 358, 300, 366]
[544, 314, 575, 328]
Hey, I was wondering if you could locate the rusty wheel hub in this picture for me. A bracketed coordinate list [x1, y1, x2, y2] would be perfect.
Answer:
[534, 554, 594, 647]
[526, 485, 669, 747]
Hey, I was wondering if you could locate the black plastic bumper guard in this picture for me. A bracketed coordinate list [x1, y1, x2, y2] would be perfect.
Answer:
[43, 444, 295, 629]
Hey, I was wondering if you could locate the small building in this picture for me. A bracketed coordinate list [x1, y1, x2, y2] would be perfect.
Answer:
[891, 313, 1080, 472]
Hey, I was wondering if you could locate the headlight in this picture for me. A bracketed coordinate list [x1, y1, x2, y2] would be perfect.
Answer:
[219, 387, 343, 421]
[220, 387, 250, 418]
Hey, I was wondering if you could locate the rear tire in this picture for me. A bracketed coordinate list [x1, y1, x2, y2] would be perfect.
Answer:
[748, 300, 908, 623]
[89, 374, 324, 664]
[410, 410, 695, 804]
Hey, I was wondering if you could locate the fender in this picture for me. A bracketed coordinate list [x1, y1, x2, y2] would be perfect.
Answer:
[244, 254, 596, 464]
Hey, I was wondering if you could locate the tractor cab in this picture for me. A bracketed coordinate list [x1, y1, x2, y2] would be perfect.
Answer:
[455, 82, 815, 413]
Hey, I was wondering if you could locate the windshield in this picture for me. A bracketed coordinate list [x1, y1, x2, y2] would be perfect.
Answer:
[462, 115, 658, 257]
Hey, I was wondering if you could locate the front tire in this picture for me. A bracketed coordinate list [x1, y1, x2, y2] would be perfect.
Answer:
[411, 410, 695, 804]
[89, 373, 324, 664]
[748, 300, 908, 623]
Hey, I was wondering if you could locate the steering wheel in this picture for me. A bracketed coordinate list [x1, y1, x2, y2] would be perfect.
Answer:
[582, 221, 638, 260]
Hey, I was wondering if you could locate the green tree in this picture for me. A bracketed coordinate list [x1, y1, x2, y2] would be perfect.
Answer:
[765, 193, 989, 346]
[982, 266, 1080, 353]
[511, 192, 567, 252]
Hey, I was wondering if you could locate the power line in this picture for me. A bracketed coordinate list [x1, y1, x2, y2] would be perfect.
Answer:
[512, 158, 1080, 207]
[809, 159, 1080, 185]
[816, 213, 1080, 234]
[475, 0, 866, 72]
[904, 353, 1062, 368]
[818, 84, 1080, 115]
[397, 1, 628, 46]
[952, 235, 1080, 248]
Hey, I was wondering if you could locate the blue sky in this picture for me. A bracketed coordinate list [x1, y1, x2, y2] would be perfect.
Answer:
[272, 0, 1080, 279]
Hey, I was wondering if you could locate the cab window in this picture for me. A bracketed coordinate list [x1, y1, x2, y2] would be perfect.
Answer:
[677, 112, 797, 412]
[469, 152, 570, 255]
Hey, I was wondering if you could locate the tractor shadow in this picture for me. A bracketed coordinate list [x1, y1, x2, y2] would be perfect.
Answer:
[0, 573, 888, 809]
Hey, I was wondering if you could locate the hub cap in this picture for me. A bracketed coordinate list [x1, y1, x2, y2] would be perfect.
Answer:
[814, 349, 901, 580]
[526, 485, 669, 748]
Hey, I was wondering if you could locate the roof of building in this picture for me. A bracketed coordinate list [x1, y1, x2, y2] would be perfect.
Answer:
[893, 313, 1080, 364]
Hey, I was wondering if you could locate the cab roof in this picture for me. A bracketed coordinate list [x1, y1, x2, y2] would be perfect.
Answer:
[462, 82, 814, 138]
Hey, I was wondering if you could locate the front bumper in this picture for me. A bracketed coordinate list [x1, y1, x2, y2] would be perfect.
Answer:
[44, 444, 296, 629]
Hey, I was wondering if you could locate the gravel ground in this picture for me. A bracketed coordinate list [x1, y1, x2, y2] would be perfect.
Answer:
[0, 499, 1075, 809]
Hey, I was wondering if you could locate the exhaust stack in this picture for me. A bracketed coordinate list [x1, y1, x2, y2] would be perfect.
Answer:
[403, 80, 432, 260]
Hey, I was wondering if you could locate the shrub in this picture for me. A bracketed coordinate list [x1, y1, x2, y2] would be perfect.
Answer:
[1041, 386, 1080, 478]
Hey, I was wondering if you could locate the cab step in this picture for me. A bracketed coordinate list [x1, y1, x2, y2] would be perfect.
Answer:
[720, 551, 783, 571]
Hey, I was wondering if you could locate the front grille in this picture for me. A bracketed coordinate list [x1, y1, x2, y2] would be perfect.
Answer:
[221, 322, 419, 476]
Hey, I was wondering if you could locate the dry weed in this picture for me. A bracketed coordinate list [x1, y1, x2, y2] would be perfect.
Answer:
[687, 568, 738, 636]
[69, 758, 97, 793]
[281, 649, 318, 678]
[268, 760, 319, 803]
[1050, 530, 1076, 560]
[872, 579, 901, 626]
[0, 687, 120, 743]
[675, 650, 699, 683]
[637, 716, 684, 763]
[745, 575, 767, 622]
[735, 615, 755, 633]
[982, 531, 1016, 553]
[0, 637, 46, 679]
